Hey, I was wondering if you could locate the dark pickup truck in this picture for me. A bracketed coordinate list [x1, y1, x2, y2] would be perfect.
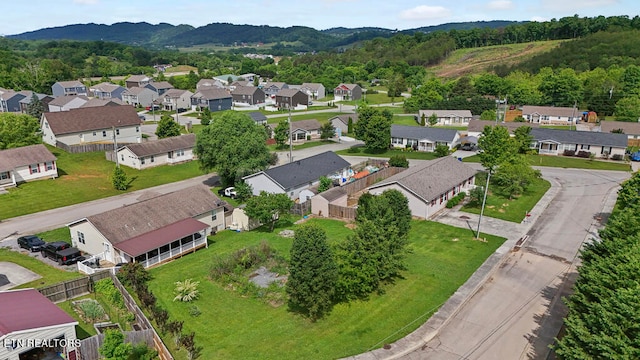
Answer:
[41, 241, 84, 265]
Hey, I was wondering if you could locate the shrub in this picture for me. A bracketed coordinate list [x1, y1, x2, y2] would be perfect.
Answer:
[389, 155, 409, 168]
[173, 279, 200, 302]
[446, 192, 466, 208]
[563, 149, 576, 156]
[188, 305, 201, 317]
[577, 150, 591, 158]
[612, 154, 624, 161]
[77, 300, 105, 323]
[94, 278, 124, 309]
[347, 146, 361, 153]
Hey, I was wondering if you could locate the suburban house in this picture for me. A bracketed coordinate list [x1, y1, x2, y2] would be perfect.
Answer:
[229, 80, 252, 90]
[368, 156, 477, 219]
[231, 86, 266, 105]
[69, 185, 228, 268]
[0, 144, 58, 188]
[0, 90, 29, 113]
[191, 88, 232, 112]
[160, 89, 194, 112]
[121, 86, 158, 108]
[417, 109, 473, 126]
[596, 121, 640, 147]
[51, 80, 87, 97]
[522, 105, 582, 125]
[466, 119, 540, 138]
[330, 113, 358, 135]
[214, 74, 242, 85]
[290, 119, 322, 142]
[80, 98, 125, 108]
[47, 95, 89, 112]
[248, 111, 267, 125]
[243, 151, 351, 202]
[89, 82, 126, 100]
[530, 128, 627, 157]
[196, 78, 225, 90]
[310, 186, 348, 218]
[117, 134, 196, 169]
[334, 83, 362, 101]
[41, 105, 143, 147]
[300, 83, 326, 100]
[391, 124, 460, 152]
[263, 82, 288, 97]
[0, 288, 79, 360]
[275, 89, 308, 109]
[125, 75, 152, 89]
[145, 81, 174, 96]
[18, 92, 54, 113]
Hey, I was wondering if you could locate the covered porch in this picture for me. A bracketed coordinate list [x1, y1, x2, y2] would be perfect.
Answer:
[536, 140, 561, 155]
[418, 139, 435, 152]
[114, 218, 209, 269]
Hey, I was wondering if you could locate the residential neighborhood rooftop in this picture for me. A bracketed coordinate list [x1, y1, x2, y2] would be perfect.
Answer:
[467, 119, 540, 133]
[522, 105, 582, 117]
[120, 134, 196, 157]
[391, 124, 459, 142]
[598, 120, 640, 135]
[43, 105, 141, 135]
[292, 119, 321, 131]
[0, 288, 77, 336]
[0, 144, 56, 173]
[531, 127, 628, 147]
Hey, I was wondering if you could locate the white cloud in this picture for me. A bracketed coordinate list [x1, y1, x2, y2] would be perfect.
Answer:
[540, 0, 619, 12]
[399, 5, 452, 21]
[487, 0, 514, 10]
[73, 0, 98, 4]
[530, 16, 548, 22]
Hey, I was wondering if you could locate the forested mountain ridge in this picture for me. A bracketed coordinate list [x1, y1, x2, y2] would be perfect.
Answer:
[7, 20, 518, 51]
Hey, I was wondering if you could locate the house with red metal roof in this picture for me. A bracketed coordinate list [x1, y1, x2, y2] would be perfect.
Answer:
[0, 288, 78, 360]
[68, 185, 229, 269]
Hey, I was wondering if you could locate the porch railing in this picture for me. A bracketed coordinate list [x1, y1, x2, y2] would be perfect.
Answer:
[140, 237, 207, 268]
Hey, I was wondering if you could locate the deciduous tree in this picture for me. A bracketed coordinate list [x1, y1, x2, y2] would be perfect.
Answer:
[244, 191, 293, 232]
[274, 120, 289, 149]
[478, 125, 515, 172]
[194, 111, 271, 186]
[320, 121, 336, 140]
[155, 115, 182, 138]
[0, 113, 41, 150]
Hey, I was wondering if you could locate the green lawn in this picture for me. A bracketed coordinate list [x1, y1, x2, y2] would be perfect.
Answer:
[461, 175, 551, 222]
[0, 248, 83, 289]
[336, 148, 440, 160]
[36, 227, 72, 244]
[0, 146, 207, 220]
[147, 218, 504, 360]
[267, 112, 346, 125]
[57, 296, 97, 339]
[394, 115, 419, 126]
[463, 154, 631, 171]
[269, 140, 336, 152]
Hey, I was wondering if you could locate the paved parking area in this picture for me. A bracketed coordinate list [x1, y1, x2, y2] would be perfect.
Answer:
[0, 261, 41, 290]
[1, 236, 80, 271]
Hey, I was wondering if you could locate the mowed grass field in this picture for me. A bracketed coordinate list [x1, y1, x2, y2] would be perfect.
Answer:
[147, 218, 505, 360]
[0, 145, 206, 220]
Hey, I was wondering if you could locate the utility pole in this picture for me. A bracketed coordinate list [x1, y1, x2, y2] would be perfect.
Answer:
[476, 170, 491, 239]
[570, 100, 577, 131]
[112, 126, 119, 168]
[289, 97, 293, 163]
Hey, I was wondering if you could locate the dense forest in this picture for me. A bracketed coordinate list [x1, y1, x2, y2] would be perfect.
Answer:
[4, 15, 640, 120]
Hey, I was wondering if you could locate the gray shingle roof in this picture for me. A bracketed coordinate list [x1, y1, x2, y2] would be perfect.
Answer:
[531, 128, 628, 147]
[292, 119, 321, 131]
[251, 151, 350, 190]
[330, 114, 358, 125]
[43, 105, 142, 135]
[192, 88, 231, 100]
[55, 80, 84, 88]
[522, 105, 580, 117]
[121, 134, 195, 157]
[418, 109, 473, 118]
[369, 156, 477, 202]
[48, 95, 89, 107]
[248, 112, 267, 123]
[598, 121, 640, 135]
[84, 185, 224, 245]
[232, 86, 260, 96]
[0, 144, 56, 172]
[467, 119, 540, 133]
[276, 88, 302, 97]
[391, 124, 458, 142]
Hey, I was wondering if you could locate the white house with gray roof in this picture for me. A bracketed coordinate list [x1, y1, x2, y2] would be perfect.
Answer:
[368, 156, 477, 219]
[522, 105, 582, 125]
[243, 151, 351, 202]
[117, 134, 196, 169]
[418, 109, 473, 126]
[530, 128, 627, 157]
[391, 124, 460, 152]
[0, 144, 58, 188]
[68, 185, 228, 268]
[121, 86, 158, 108]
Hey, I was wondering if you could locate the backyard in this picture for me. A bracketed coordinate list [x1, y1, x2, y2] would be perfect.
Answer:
[0, 145, 207, 220]
[146, 218, 505, 359]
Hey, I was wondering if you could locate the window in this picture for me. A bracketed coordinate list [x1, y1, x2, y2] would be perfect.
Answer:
[141, 157, 146, 165]
[102, 130, 107, 137]
[212, 211, 217, 221]
[176, 149, 184, 157]
[121, 154, 124, 162]
[581, 144, 590, 150]
[150, 155, 155, 163]
[30, 164, 39, 174]
[0, 171, 9, 180]
[406, 139, 417, 147]
[46, 162, 54, 171]
[391, 137, 403, 145]
[116, 129, 120, 135]
[136, 126, 140, 133]
[77, 231, 85, 244]
[93, 131, 96, 136]
[45, 122, 49, 129]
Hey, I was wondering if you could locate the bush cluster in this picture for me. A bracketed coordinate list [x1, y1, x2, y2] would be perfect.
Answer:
[446, 192, 467, 208]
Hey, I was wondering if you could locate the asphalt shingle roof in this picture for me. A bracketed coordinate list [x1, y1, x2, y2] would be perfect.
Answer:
[43, 105, 142, 135]
[248, 112, 267, 123]
[0, 144, 56, 172]
[369, 156, 477, 202]
[121, 134, 195, 157]
[391, 124, 459, 143]
[253, 151, 350, 190]
[192, 88, 231, 100]
[292, 119, 321, 131]
[467, 119, 540, 133]
[531, 128, 628, 147]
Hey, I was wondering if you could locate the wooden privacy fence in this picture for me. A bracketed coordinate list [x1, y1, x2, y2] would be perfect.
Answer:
[56, 141, 117, 154]
[291, 201, 311, 215]
[79, 329, 154, 360]
[38, 271, 111, 303]
[328, 204, 357, 219]
[111, 274, 174, 360]
[340, 166, 404, 194]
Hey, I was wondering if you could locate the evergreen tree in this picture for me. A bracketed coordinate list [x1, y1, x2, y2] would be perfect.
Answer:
[287, 224, 338, 320]
[111, 165, 128, 191]
[155, 115, 182, 138]
[26, 93, 45, 120]
[320, 122, 336, 140]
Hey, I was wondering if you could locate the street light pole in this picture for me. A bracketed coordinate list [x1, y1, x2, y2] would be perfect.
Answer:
[475, 170, 491, 239]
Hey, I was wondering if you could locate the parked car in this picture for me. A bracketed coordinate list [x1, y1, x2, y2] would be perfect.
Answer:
[460, 143, 476, 151]
[631, 151, 640, 162]
[41, 241, 84, 265]
[17, 235, 46, 252]
[218, 187, 237, 199]
[145, 105, 160, 111]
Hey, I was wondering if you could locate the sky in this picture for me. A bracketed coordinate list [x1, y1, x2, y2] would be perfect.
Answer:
[2, 0, 639, 36]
